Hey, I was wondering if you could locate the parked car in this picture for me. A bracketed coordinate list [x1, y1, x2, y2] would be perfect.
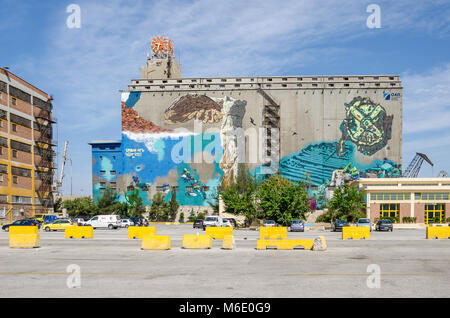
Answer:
[193, 219, 203, 229]
[129, 217, 148, 227]
[332, 219, 348, 232]
[129, 217, 141, 226]
[29, 219, 43, 228]
[357, 218, 372, 232]
[289, 219, 305, 232]
[72, 218, 87, 226]
[202, 216, 223, 230]
[222, 219, 233, 227]
[376, 219, 393, 232]
[119, 219, 134, 228]
[33, 214, 57, 224]
[223, 218, 237, 228]
[43, 219, 74, 232]
[262, 220, 277, 227]
[2, 219, 40, 231]
[84, 215, 120, 229]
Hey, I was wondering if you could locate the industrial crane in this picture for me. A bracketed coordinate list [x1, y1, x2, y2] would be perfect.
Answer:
[56, 141, 69, 196]
[402, 152, 433, 178]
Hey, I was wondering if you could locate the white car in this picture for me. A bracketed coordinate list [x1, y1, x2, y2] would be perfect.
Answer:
[222, 219, 233, 227]
[119, 219, 134, 228]
[84, 215, 120, 229]
[262, 220, 277, 227]
[202, 216, 223, 230]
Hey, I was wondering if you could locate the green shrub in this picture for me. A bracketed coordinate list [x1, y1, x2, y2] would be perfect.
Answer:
[179, 212, 185, 223]
[197, 211, 206, 220]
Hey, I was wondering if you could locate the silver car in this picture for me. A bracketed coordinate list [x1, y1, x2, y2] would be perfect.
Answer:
[119, 219, 134, 228]
[357, 218, 372, 232]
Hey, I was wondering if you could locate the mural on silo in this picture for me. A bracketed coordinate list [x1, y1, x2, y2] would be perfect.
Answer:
[92, 91, 400, 207]
[258, 96, 400, 189]
[117, 92, 247, 206]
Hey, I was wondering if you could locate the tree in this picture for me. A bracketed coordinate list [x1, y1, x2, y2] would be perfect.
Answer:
[196, 211, 206, 220]
[188, 209, 196, 222]
[125, 187, 145, 218]
[62, 197, 98, 217]
[97, 188, 123, 215]
[149, 192, 169, 221]
[219, 167, 259, 225]
[168, 189, 179, 222]
[257, 174, 311, 225]
[179, 212, 185, 223]
[325, 184, 366, 222]
[53, 197, 63, 213]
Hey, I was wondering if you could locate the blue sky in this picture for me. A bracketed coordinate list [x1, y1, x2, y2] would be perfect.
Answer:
[0, 0, 449, 195]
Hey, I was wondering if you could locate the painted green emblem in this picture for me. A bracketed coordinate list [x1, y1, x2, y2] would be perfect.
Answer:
[337, 97, 393, 156]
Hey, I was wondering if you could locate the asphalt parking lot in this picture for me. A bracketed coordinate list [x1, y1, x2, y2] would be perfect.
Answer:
[0, 225, 449, 297]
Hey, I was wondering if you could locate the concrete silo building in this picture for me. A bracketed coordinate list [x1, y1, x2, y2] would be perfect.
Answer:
[90, 37, 402, 215]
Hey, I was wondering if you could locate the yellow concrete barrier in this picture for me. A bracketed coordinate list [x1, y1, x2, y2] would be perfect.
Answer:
[141, 235, 171, 250]
[128, 226, 156, 239]
[222, 235, 234, 250]
[9, 233, 40, 248]
[206, 227, 233, 239]
[257, 239, 314, 250]
[259, 227, 287, 240]
[342, 227, 370, 240]
[65, 226, 94, 239]
[182, 234, 212, 249]
[426, 226, 450, 239]
[9, 226, 38, 234]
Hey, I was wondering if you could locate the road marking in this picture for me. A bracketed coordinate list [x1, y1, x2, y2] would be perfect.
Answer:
[0, 271, 139, 276]
[281, 273, 437, 277]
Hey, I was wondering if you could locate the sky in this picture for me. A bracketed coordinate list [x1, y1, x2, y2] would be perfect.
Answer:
[0, 0, 449, 195]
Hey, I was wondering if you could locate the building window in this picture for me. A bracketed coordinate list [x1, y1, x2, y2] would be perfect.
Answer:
[415, 192, 450, 200]
[100, 170, 105, 175]
[0, 147, 2, 155]
[12, 97, 17, 105]
[371, 192, 410, 200]
[12, 124, 17, 132]
[380, 203, 399, 222]
[13, 176, 18, 184]
[110, 170, 116, 175]
[12, 149, 17, 158]
[424, 204, 446, 225]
